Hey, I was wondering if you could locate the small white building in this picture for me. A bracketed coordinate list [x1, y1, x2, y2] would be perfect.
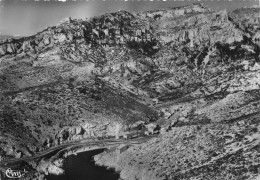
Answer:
[116, 145, 130, 154]
[145, 123, 157, 134]
[174, 9, 185, 16]
[57, 17, 72, 26]
[192, 5, 205, 13]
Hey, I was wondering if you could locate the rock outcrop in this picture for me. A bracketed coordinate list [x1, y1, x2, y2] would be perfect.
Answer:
[36, 158, 64, 175]
[0, 3, 259, 180]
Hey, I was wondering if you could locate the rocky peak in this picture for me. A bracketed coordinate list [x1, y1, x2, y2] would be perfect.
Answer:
[57, 17, 72, 26]
[136, 3, 211, 19]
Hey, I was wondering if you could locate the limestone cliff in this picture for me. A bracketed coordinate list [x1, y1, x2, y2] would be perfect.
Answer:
[0, 3, 259, 180]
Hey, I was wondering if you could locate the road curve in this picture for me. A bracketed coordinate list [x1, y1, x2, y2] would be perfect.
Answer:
[0, 135, 157, 166]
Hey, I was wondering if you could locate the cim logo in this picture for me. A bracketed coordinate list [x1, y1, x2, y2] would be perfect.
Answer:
[5, 168, 28, 179]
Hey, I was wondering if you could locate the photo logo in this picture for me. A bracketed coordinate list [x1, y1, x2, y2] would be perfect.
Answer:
[5, 168, 28, 179]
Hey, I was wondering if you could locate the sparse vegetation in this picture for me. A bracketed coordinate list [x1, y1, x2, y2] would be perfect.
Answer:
[0, 3, 259, 180]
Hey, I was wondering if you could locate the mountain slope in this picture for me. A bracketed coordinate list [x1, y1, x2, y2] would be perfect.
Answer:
[0, 3, 260, 180]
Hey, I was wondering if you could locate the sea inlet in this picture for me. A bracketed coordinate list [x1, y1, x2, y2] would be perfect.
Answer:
[47, 149, 119, 180]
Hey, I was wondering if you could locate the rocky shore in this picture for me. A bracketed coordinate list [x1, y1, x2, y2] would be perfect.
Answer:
[0, 3, 259, 180]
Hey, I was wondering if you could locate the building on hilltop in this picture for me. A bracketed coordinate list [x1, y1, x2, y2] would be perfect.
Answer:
[57, 17, 72, 26]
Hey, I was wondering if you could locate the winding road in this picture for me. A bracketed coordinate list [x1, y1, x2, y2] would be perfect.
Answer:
[0, 135, 157, 166]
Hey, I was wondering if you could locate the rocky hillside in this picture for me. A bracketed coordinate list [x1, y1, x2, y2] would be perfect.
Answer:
[0, 3, 260, 180]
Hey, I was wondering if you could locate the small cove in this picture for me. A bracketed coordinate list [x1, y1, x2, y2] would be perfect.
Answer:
[46, 149, 119, 180]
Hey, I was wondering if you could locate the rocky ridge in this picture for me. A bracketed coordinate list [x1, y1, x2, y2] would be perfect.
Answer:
[0, 3, 259, 180]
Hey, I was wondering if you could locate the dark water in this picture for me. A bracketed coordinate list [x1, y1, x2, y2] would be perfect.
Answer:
[46, 149, 119, 180]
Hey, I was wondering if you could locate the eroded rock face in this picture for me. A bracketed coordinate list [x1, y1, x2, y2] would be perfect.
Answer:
[36, 158, 64, 175]
[0, 3, 259, 180]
